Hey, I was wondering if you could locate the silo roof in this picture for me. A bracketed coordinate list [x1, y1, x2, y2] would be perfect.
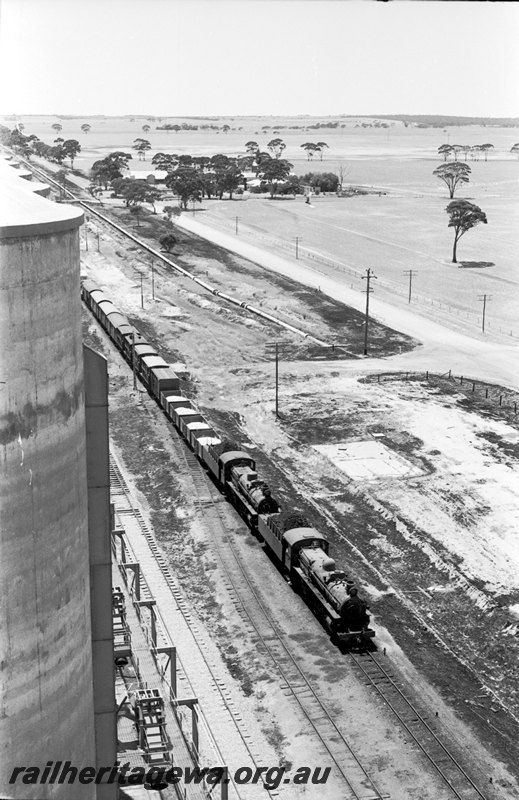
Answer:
[0, 155, 83, 238]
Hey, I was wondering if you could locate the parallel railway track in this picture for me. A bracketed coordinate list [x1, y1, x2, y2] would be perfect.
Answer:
[349, 652, 489, 800]
[179, 448, 387, 800]
[56, 154, 497, 799]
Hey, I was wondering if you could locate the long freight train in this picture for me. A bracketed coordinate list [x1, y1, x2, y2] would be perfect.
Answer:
[82, 279, 375, 646]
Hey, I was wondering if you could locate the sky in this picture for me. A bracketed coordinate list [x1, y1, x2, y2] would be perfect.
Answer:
[0, 0, 518, 118]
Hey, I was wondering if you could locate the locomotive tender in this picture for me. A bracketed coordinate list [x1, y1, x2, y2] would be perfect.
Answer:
[81, 279, 374, 646]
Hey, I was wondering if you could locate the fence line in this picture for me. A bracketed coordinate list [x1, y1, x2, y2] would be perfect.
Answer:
[364, 369, 518, 416]
[203, 215, 517, 339]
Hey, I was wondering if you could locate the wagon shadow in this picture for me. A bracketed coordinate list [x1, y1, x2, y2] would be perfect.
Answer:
[457, 261, 494, 269]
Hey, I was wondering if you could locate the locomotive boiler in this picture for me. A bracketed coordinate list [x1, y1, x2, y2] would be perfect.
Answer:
[230, 465, 280, 515]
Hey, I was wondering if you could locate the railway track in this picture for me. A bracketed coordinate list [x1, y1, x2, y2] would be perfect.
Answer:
[173, 441, 493, 800]
[18, 159, 327, 346]
[109, 455, 273, 800]
[349, 652, 489, 800]
[167, 440, 388, 800]
[96, 296, 492, 800]
[67, 158, 498, 799]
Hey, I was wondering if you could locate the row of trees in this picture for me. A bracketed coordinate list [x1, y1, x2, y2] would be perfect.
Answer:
[438, 143, 495, 161]
[2, 127, 82, 167]
[88, 142, 340, 211]
[438, 142, 519, 161]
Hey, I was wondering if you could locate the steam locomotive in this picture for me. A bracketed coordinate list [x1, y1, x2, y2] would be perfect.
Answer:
[82, 279, 375, 646]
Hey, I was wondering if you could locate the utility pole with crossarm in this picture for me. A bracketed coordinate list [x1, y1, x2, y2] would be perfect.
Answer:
[362, 268, 377, 355]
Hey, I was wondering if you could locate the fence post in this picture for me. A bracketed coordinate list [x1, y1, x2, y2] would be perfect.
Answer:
[485, 388, 488, 398]
[472, 382, 475, 393]
[460, 376, 463, 385]
[499, 395, 502, 406]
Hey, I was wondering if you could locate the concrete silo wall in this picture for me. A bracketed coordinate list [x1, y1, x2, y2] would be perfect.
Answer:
[0, 211, 97, 798]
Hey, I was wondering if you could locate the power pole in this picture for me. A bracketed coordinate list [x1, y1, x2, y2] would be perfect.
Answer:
[84, 227, 88, 251]
[265, 341, 291, 418]
[151, 260, 155, 300]
[478, 294, 492, 333]
[275, 342, 279, 418]
[96, 229, 100, 252]
[294, 236, 302, 260]
[403, 269, 418, 304]
[235, 216, 240, 235]
[362, 268, 377, 356]
[140, 274, 144, 309]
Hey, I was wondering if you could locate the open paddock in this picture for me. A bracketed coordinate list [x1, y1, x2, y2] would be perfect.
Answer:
[197, 184, 519, 336]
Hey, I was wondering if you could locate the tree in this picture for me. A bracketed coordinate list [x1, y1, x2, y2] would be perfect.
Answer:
[165, 166, 204, 209]
[8, 129, 33, 158]
[267, 138, 286, 159]
[111, 178, 160, 211]
[151, 152, 178, 172]
[301, 142, 318, 160]
[511, 143, 519, 159]
[210, 153, 229, 170]
[215, 165, 243, 200]
[31, 138, 51, 158]
[91, 152, 132, 188]
[257, 158, 293, 198]
[450, 144, 463, 161]
[55, 169, 67, 186]
[105, 151, 133, 171]
[278, 175, 303, 196]
[336, 163, 350, 191]
[237, 155, 255, 172]
[49, 144, 66, 164]
[81, 124, 91, 134]
[142, 124, 151, 133]
[52, 123, 62, 134]
[438, 144, 453, 161]
[159, 233, 177, 252]
[130, 205, 143, 227]
[480, 143, 494, 162]
[192, 155, 211, 172]
[316, 142, 329, 161]
[446, 200, 487, 263]
[301, 172, 339, 192]
[62, 139, 81, 168]
[163, 205, 181, 222]
[433, 162, 471, 198]
[253, 151, 272, 175]
[245, 141, 259, 155]
[133, 138, 151, 161]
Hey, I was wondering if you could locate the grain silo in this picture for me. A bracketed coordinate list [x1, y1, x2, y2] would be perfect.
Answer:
[0, 160, 114, 799]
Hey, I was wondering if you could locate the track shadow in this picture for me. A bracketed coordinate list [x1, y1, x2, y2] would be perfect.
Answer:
[458, 261, 495, 269]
